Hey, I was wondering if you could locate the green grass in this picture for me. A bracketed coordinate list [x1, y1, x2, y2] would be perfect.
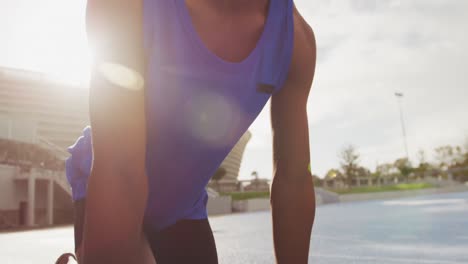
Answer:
[330, 183, 435, 195]
[222, 191, 270, 201]
[222, 183, 435, 198]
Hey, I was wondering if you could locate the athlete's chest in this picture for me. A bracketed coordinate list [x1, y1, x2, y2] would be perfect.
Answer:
[143, 0, 293, 148]
[184, 2, 269, 63]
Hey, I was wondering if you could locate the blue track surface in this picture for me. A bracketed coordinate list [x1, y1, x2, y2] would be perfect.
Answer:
[1, 191, 468, 263]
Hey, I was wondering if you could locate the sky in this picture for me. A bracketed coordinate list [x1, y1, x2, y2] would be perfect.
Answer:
[0, 0, 467, 179]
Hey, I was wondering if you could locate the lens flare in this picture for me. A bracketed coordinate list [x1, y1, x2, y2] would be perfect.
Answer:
[185, 92, 242, 148]
[97, 62, 144, 91]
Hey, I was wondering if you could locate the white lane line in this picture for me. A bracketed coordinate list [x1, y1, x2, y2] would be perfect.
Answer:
[311, 253, 466, 264]
[314, 234, 375, 244]
[383, 199, 466, 206]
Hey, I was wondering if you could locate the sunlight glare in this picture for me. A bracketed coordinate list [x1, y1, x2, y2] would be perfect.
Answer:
[97, 62, 144, 91]
[0, 0, 90, 86]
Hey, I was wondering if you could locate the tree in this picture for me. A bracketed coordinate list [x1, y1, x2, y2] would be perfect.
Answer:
[447, 139, 468, 182]
[325, 169, 343, 180]
[414, 149, 431, 179]
[251, 171, 259, 180]
[463, 137, 468, 165]
[251, 171, 260, 190]
[417, 149, 426, 166]
[312, 174, 322, 187]
[415, 149, 431, 179]
[376, 163, 399, 184]
[376, 163, 394, 176]
[434, 145, 464, 170]
[339, 145, 360, 187]
[453, 146, 464, 166]
[435, 145, 463, 167]
[212, 167, 227, 191]
[324, 169, 344, 188]
[371, 170, 382, 186]
[394, 158, 413, 181]
[355, 166, 371, 186]
[434, 146, 452, 169]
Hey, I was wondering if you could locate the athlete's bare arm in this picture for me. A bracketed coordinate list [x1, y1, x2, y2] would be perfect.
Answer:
[83, 1, 148, 263]
[270, 7, 317, 264]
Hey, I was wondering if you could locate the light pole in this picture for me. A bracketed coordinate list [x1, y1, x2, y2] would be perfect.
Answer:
[395, 92, 409, 160]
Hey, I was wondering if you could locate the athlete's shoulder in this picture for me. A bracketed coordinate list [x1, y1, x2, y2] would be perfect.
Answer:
[281, 6, 316, 92]
[293, 5, 315, 48]
[86, 0, 143, 31]
[86, 0, 144, 66]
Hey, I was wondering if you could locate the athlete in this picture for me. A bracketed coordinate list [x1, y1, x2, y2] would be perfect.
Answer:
[65, 0, 317, 263]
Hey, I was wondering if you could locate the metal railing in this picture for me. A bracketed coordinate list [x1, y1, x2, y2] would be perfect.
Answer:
[37, 136, 70, 160]
[206, 187, 219, 198]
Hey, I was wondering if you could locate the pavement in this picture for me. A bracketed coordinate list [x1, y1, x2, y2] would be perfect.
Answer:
[2, 191, 468, 263]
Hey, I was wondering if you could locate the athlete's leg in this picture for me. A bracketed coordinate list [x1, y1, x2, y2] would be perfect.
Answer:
[145, 219, 218, 264]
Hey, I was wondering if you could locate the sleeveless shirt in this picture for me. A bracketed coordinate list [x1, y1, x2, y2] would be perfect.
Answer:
[66, 0, 294, 232]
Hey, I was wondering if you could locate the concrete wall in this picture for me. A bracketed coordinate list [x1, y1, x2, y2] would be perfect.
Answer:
[0, 165, 18, 210]
[246, 198, 270, 211]
[340, 185, 468, 203]
[34, 180, 49, 210]
[207, 196, 232, 215]
[0, 165, 24, 227]
[229, 187, 341, 213]
[0, 165, 55, 210]
[14, 181, 28, 208]
[0, 164, 73, 228]
[232, 198, 271, 213]
[315, 188, 340, 205]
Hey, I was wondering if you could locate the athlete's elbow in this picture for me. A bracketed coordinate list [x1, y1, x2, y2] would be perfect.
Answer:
[89, 161, 148, 204]
[92, 156, 146, 180]
[272, 166, 313, 187]
[270, 169, 315, 207]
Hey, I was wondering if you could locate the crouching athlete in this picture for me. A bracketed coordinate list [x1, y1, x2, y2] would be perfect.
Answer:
[59, 0, 317, 263]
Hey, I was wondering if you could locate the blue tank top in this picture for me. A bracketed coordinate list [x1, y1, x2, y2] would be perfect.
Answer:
[66, 0, 294, 232]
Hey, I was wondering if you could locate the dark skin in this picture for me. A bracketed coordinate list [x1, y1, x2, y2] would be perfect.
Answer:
[83, 0, 148, 263]
[270, 8, 317, 263]
[82, 0, 316, 263]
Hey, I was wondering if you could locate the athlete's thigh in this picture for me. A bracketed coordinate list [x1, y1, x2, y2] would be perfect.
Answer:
[145, 219, 218, 264]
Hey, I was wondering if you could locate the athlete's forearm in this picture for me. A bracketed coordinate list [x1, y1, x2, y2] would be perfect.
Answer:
[271, 174, 316, 264]
[84, 73, 148, 264]
[83, 165, 148, 264]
